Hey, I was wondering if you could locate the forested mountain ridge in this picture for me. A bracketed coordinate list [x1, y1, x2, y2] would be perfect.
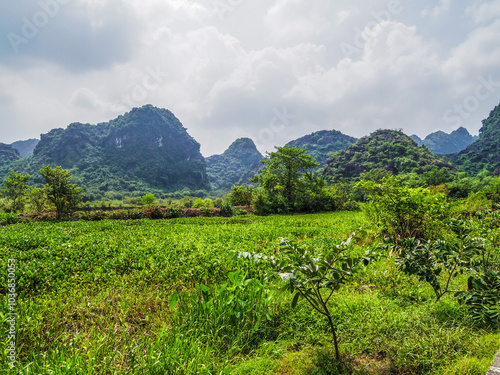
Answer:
[0, 105, 210, 199]
[206, 138, 264, 191]
[285, 129, 357, 167]
[452, 104, 500, 175]
[323, 129, 454, 182]
[0, 143, 21, 164]
[411, 127, 478, 154]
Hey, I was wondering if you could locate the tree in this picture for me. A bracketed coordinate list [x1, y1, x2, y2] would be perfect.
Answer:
[29, 187, 48, 212]
[251, 146, 319, 211]
[39, 165, 83, 219]
[2, 170, 31, 212]
[141, 193, 156, 207]
[228, 185, 254, 206]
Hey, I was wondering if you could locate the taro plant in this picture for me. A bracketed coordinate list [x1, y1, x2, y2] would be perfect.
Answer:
[239, 234, 375, 361]
[168, 271, 274, 354]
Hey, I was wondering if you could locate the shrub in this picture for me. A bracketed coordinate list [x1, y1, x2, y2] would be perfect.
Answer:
[356, 176, 450, 239]
[228, 185, 255, 206]
[141, 194, 156, 207]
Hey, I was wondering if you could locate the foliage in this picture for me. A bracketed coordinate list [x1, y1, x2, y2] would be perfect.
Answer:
[192, 198, 214, 209]
[169, 271, 274, 354]
[0, 212, 498, 374]
[251, 146, 337, 214]
[141, 193, 156, 207]
[29, 186, 48, 212]
[385, 220, 485, 302]
[39, 165, 83, 219]
[228, 185, 255, 206]
[457, 270, 500, 325]
[2, 170, 31, 212]
[240, 235, 374, 362]
[356, 176, 450, 239]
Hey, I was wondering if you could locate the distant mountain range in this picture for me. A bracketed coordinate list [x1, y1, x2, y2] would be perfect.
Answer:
[1, 103, 499, 199]
[411, 127, 478, 155]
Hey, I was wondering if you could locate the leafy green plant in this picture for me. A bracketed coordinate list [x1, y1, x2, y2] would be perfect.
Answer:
[240, 235, 374, 362]
[168, 272, 274, 354]
[2, 170, 31, 212]
[141, 193, 156, 207]
[40, 165, 83, 219]
[385, 219, 484, 302]
[457, 270, 500, 325]
[356, 176, 450, 239]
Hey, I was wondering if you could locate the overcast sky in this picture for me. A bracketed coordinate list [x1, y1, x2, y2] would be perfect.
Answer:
[1, 0, 500, 156]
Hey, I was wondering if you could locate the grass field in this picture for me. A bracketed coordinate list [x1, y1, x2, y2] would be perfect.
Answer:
[1, 212, 499, 374]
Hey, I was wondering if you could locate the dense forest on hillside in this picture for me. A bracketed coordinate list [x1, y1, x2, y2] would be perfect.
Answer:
[452, 104, 500, 175]
[323, 129, 454, 182]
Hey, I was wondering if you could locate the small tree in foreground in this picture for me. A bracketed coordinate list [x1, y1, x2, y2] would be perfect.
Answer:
[239, 234, 374, 362]
[2, 170, 31, 212]
[39, 165, 83, 219]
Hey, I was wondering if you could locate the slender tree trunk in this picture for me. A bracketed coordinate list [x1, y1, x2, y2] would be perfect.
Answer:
[326, 313, 340, 361]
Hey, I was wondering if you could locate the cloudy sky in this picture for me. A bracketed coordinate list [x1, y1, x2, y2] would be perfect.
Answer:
[1, 0, 500, 156]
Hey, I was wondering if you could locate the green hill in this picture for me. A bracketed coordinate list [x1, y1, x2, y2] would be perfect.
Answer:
[206, 138, 263, 191]
[452, 104, 500, 175]
[0, 143, 21, 165]
[285, 129, 356, 167]
[0, 105, 210, 199]
[323, 129, 453, 182]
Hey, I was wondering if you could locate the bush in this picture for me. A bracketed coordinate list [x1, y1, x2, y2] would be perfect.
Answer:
[228, 185, 255, 206]
[356, 176, 450, 239]
[219, 201, 235, 217]
[141, 194, 156, 207]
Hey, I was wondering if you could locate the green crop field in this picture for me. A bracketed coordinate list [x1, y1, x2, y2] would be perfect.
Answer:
[1, 212, 499, 374]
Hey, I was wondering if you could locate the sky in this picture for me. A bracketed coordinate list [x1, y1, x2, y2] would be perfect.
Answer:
[0, 0, 500, 156]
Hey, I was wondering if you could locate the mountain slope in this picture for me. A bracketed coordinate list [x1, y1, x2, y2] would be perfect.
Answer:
[285, 129, 357, 167]
[323, 129, 453, 181]
[411, 127, 478, 154]
[206, 138, 263, 191]
[1, 105, 210, 198]
[0, 143, 21, 165]
[11, 138, 40, 158]
[452, 104, 500, 175]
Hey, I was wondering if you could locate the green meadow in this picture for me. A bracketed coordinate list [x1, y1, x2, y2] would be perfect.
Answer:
[1, 212, 499, 374]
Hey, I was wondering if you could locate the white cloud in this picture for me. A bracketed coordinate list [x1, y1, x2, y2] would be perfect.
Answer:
[466, 0, 500, 24]
[421, 0, 451, 18]
[265, 0, 331, 43]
